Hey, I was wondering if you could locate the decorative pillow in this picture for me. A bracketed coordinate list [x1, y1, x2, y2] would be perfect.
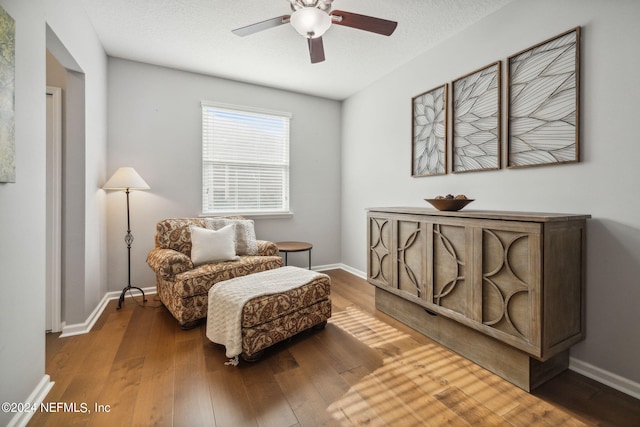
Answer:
[189, 224, 239, 266]
[205, 218, 259, 256]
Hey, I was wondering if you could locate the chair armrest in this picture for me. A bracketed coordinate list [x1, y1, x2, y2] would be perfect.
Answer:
[146, 247, 194, 279]
[257, 240, 279, 257]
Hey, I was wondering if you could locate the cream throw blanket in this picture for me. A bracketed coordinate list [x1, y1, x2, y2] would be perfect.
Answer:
[206, 266, 328, 363]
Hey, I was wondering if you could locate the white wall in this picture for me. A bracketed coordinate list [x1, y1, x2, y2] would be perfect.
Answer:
[0, 2, 47, 425]
[341, 0, 640, 386]
[0, 1, 107, 423]
[106, 58, 342, 291]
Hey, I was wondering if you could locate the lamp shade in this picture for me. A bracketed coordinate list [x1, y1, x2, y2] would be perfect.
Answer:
[290, 7, 331, 38]
[103, 167, 150, 190]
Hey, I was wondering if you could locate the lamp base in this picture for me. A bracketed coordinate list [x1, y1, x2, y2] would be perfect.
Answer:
[117, 285, 148, 310]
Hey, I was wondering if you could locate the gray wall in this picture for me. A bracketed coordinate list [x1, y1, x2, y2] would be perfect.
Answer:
[341, 0, 640, 385]
[106, 58, 342, 292]
[0, 3, 47, 425]
[0, 0, 108, 424]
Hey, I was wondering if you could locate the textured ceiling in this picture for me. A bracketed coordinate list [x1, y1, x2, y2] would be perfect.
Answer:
[81, 0, 513, 100]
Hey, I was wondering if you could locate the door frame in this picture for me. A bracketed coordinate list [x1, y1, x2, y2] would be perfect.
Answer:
[46, 86, 62, 333]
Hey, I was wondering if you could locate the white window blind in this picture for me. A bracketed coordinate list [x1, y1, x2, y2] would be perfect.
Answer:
[201, 101, 291, 215]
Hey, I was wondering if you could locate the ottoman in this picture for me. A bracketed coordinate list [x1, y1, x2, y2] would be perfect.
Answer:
[206, 266, 331, 362]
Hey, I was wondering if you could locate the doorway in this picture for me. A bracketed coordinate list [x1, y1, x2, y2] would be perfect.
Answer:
[46, 27, 87, 335]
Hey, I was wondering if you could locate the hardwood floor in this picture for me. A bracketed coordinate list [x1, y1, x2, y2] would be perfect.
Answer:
[30, 269, 640, 426]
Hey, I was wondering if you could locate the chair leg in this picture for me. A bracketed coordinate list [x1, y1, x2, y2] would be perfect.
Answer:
[241, 349, 265, 363]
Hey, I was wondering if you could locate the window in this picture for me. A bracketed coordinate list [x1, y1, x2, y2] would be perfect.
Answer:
[201, 101, 291, 215]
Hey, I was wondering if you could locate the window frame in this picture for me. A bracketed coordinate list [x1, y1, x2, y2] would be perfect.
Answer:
[201, 101, 292, 217]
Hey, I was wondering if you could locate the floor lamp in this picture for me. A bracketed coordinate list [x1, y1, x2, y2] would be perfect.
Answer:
[103, 167, 150, 310]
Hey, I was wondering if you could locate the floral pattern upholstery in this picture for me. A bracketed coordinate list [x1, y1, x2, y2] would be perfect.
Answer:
[241, 276, 330, 328]
[240, 274, 331, 359]
[242, 300, 331, 359]
[147, 218, 283, 327]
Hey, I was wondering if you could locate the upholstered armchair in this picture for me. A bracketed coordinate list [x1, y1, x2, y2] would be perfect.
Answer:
[146, 218, 283, 328]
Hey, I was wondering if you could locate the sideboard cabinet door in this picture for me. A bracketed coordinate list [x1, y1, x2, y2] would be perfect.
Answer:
[396, 219, 426, 300]
[368, 216, 392, 289]
[478, 224, 542, 355]
[431, 222, 471, 318]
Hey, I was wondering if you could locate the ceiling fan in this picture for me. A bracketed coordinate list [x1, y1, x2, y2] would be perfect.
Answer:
[232, 0, 398, 64]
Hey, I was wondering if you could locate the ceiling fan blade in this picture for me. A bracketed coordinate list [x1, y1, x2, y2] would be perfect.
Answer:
[308, 36, 325, 63]
[331, 10, 397, 36]
[232, 15, 290, 37]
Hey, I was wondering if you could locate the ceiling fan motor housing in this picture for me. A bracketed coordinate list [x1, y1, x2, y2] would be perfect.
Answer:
[290, 0, 333, 12]
[290, 6, 332, 38]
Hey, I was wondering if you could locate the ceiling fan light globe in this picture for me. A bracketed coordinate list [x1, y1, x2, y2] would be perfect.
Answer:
[290, 7, 331, 38]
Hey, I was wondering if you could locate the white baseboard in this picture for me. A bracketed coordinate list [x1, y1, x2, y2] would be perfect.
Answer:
[312, 263, 342, 272]
[60, 286, 156, 338]
[336, 263, 367, 279]
[314, 263, 366, 279]
[569, 357, 640, 400]
[7, 375, 54, 427]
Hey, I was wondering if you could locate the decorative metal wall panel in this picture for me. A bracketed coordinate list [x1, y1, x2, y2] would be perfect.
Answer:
[507, 27, 580, 168]
[452, 62, 501, 173]
[412, 84, 447, 176]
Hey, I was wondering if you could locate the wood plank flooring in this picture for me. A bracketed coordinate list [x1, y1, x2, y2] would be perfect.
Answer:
[29, 269, 640, 426]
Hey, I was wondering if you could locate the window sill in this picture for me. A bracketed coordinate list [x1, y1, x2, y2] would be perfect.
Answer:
[199, 211, 294, 220]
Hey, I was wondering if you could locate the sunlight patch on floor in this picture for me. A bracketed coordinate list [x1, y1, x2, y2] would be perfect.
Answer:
[326, 306, 587, 426]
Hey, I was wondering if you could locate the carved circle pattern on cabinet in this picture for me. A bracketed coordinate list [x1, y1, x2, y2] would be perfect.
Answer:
[433, 224, 466, 314]
[482, 229, 531, 341]
[368, 217, 391, 287]
[397, 222, 422, 297]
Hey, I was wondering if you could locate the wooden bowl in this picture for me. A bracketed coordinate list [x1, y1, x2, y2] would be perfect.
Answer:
[425, 198, 474, 211]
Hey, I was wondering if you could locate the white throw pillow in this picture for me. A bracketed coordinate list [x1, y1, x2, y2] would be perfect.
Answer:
[189, 224, 239, 266]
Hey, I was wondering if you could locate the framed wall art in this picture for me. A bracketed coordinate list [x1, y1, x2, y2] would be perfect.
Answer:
[412, 84, 447, 177]
[507, 27, 580, 168]
[0, 5, 15, 183]
[452, 61, 501, 173]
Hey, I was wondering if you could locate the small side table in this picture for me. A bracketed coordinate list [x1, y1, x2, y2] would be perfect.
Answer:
[276, 241, 313, 270]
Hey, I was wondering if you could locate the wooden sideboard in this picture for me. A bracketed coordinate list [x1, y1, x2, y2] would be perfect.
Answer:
[367, 207, 590, 391]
